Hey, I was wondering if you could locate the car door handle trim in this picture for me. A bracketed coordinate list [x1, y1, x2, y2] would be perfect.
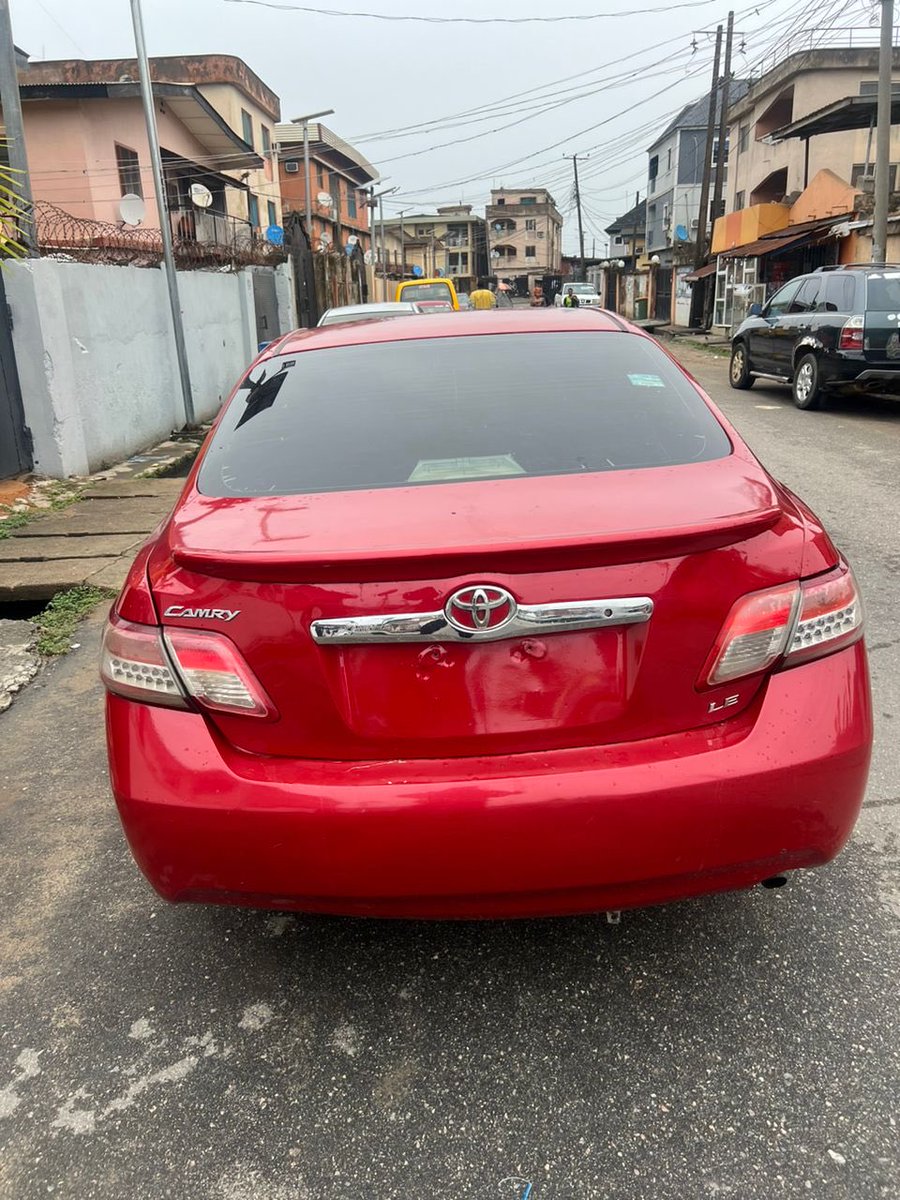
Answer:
[310, 597, 654, 645]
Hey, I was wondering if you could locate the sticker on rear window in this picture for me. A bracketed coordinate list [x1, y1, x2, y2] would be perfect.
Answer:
[627, 373, 666, 388]
[408, 454, 526, 483]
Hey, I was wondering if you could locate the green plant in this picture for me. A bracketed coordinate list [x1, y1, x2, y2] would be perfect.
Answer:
[0, 510, 32, 539]
[0, 139, 28, 260]
[35, 586, 116, 657]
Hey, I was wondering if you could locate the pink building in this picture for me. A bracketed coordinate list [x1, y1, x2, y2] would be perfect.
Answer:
[13, 55, 282, 247]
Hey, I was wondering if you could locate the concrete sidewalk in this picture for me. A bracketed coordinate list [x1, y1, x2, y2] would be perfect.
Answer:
[0, 477, 185, 601]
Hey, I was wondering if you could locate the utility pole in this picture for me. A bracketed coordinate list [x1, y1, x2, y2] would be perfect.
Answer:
[690, 22, 723, 328]
[0, 0, 36, 254]
[707, 10, 734, 327]
[129, 0, 194, 425]
[710, 11, 734, 243]
[398, 210, 407, 279]
[872, 0, 895, 264]
[564, 153, 589, 279]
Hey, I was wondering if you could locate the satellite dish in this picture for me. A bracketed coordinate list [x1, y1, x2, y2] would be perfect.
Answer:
[412, 264, 424, 277]
[118, 193, 146, 226]
[675, 224, 689, 242]
[318, 230, 332, 252]
[317, 191, 334, 208]
[190, 183, 213, 209]
[265, 224, 284, 246]
[435, 267, 444, 276]
[363, 250, 373, 265]
[346, 234, 359, 246]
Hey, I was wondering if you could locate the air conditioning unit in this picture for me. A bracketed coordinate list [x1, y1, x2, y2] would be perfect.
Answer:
[537, 231, 545, 238]
[284, 161, 300, 174]
[690, 218, 699, 230]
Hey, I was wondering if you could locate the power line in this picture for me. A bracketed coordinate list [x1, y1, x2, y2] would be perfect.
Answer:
[222, 0, 721, 22]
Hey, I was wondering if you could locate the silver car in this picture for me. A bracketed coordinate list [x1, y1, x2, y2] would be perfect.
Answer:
[317, 302, 422, 327]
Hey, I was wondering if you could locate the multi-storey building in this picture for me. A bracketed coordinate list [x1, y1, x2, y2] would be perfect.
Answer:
[16, 55, 282, 243]
[275, 122, 378, 258]
[379, 207, 489, 294]
[485, 188, 563, 292]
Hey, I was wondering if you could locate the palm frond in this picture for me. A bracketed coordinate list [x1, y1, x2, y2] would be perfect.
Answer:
[0, 140, 31, 260]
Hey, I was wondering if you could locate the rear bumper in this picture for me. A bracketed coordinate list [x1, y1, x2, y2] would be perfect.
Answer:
[106, 645, 872, 918]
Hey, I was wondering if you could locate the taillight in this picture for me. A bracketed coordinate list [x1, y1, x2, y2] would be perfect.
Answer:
[839, 314, 864, 351]
[101, 616, 276, 719]
[164, 629, 276, 719]
[784, 565, 863, 666]
[101, 617, 188, 708]
[700, 565, 864, 688]
[701, 582, 801, 686]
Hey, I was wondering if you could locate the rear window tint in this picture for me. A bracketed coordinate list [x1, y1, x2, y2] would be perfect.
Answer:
[198, 332, 731, 498]
[399, 283, 454, 303]
[866, 272, 900, 310]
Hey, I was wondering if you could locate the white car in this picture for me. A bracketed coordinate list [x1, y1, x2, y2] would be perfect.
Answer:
[317, 302, 422, 326]
[555, 283, 602, 308]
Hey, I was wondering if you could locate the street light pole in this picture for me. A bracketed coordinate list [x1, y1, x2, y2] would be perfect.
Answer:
[367, 184, 397, 300]
[0, 0, 36, 254]
[872, 0, 895, 264]
[129, 0, 194, 425]
[291, 108, 334, 247]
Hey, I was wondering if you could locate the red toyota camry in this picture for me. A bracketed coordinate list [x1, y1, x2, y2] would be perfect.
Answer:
[102, 310, 872, 919]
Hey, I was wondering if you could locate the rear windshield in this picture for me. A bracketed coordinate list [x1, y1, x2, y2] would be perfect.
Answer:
[399, 283, 453, 303]
[865, 271, 900, 310]
[199, 332, 731, 497]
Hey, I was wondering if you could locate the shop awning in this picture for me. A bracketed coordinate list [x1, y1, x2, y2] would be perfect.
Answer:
[718, 213, 853, 260]
[683, 261, 717, 282]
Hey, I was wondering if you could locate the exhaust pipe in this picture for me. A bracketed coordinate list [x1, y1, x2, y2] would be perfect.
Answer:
[760, 875, 789, 889]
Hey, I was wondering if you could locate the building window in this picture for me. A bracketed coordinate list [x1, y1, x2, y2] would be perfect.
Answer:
[348, 190, 357, 219]
[648, 154, 659, 195]
[525, 218, 536, 231]
[316, 164, 325, 187]
[666, 148, 672, 171]
[261, 125, 271, 155]
[241, 109, 254, 148]
[712, 136, 729, 166]
[735, 190, 745, 211]
[519, 196, 536, 205]
[525, 245, 536, 259]
[851, 162, 898, 191]
[859, 80, 900, 96]
[738, 124, 749, 154]
[267, 200, 277, 228]
[496, 198, 505, 206]
[248, 193, 260, 228]
[115, 144, 142, 198]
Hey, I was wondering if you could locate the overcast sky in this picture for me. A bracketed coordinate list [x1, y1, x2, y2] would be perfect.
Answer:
[10, 0, 874, 253]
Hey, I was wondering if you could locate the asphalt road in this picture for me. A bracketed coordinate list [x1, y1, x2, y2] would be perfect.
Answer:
[1, 347, 898, 1200]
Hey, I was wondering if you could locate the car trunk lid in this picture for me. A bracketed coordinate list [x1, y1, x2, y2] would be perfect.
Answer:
[152, 460, 806, 760]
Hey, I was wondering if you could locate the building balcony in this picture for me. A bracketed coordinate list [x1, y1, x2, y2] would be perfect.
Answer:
[169, 207, 254, 249]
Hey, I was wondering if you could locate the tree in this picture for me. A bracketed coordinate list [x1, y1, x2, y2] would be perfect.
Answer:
[0, 139, 28, 259]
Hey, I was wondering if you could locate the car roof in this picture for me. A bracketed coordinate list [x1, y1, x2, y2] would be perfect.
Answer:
[324, 302, 415, 315]
[268, 308, 629, 357]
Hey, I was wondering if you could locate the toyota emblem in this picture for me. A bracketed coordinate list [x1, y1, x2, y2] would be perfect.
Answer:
[445, 585, 517, 633]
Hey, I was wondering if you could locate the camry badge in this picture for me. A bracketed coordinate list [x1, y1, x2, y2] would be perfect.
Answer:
[445, 585, 517, 634]
[163, 605, 240, 621]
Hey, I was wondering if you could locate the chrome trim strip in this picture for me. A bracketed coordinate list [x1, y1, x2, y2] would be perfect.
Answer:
[310, 597, 653, 645]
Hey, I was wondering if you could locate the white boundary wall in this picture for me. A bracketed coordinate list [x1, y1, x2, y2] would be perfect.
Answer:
[5, 258, 294, 477]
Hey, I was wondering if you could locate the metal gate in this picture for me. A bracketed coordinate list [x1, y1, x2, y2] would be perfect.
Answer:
[654, 267, 673, 322]
[250, 268, 280, 349]
[0, 270, 32, 478]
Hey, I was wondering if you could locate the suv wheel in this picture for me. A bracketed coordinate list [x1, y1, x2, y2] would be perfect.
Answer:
[792, 353, 823, 411]
[729, 342, 754, 390]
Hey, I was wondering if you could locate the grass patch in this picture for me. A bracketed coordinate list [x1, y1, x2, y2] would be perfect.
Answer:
[0, 511, 32, 540]
[0, 482, 87, 540]
[35, 586, 117, 657]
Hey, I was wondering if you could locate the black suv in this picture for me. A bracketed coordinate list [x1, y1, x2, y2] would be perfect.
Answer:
[729, 264, 900, 409]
